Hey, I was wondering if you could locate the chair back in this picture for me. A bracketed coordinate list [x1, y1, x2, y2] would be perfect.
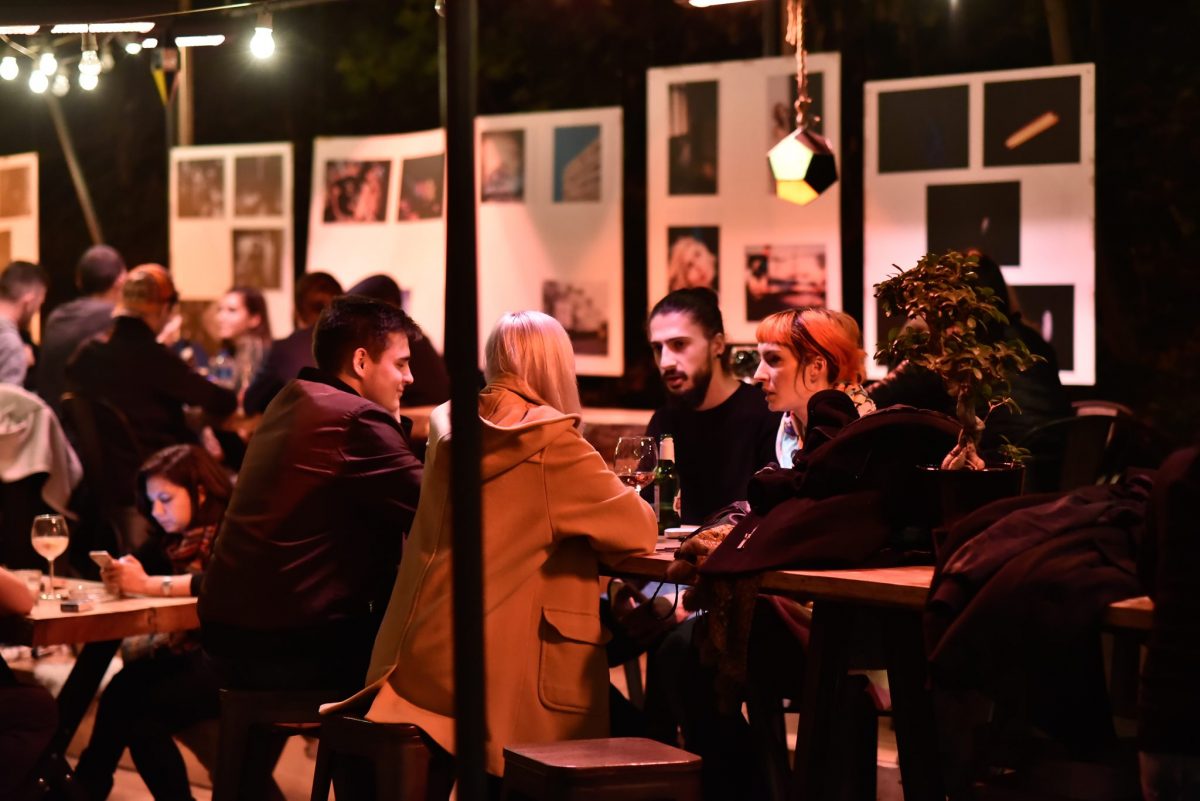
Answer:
[59, 393, 148, 552]
[1019, 410, 1172, 493]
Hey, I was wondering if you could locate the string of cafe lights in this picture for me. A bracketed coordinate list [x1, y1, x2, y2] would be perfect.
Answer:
[0, 0, 336, 97]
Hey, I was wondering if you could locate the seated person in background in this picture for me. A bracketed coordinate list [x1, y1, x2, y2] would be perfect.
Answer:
[65, 265, 237, 454]
[1138, 444, 1200, 801]
[646, 288, 779, 524]
[869, 253, 1069, 454]
[348, 274, 450, 407]
[74, 444, 232, 801]
[345, 311, 656, 787]
[0, 261, 49, 387]
[242, 272, 343, 415]
[0, 567, 57, 801]
[37, 244, 126, 415]
[211, 286, 272, 402]
[753, 307, 876, 467]
[199, 296, 423, 693]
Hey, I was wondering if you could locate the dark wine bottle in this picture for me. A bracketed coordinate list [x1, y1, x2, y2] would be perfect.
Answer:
[655, 435, 680, 534]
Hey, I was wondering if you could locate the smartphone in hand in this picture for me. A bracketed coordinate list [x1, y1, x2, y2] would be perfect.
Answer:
[89, 551, 115, 570]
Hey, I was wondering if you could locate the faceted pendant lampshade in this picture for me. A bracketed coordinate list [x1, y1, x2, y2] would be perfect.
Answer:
[768, 127, 838, 206]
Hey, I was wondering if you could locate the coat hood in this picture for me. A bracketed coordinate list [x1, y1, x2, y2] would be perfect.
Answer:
[477, 374, 581, 481]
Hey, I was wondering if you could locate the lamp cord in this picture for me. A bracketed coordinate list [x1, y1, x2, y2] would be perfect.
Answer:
[786, 0, 814, 131]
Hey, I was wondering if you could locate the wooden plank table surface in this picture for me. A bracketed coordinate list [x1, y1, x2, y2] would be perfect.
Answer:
[0, 592, 199, 648]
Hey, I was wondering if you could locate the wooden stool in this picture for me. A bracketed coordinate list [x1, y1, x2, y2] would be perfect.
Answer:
[213, 688, 339, 801]
[501, 737, 702, 801]
[309, 714, 451, 801]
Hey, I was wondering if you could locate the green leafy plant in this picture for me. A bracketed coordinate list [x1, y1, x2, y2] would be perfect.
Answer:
[874, 251, 1042, 470]
[997, 438, 1032, 466]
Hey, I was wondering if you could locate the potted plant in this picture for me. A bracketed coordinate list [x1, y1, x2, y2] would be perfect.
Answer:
[874, 250, 1042, 471]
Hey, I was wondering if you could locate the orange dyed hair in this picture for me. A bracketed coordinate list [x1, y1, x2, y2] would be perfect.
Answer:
[755, 307, 867, 384]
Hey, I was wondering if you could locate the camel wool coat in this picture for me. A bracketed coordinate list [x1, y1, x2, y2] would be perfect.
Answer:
[347, 376, 657, 775]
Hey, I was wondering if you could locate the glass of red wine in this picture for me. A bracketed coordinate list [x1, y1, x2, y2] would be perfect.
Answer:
[614, 436, 657, 492]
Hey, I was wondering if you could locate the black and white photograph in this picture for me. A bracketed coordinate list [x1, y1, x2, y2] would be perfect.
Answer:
[926, 181, 1021, 265]
[878, 85, 969, 173]
[177, 159, 225, 218]
[480, 130, 525, 202]
[232, 229, 284, 290]
[1014, 283, 1075, 371]
[323, 160, 390, 222]
[767, 73, 823, 190]
[668, 80, 718, 195]
[234, 154, 284, 216]
[398, 154, 445, 220]
[543, 280, 609, 356]
[0, 229, 10, 265]
[667, 226, 719, 293]
[553, 125, 601, 202]
[0, 167, 31, 218]
[744, 244, 826, 320]
[984, 75, 1082, 167]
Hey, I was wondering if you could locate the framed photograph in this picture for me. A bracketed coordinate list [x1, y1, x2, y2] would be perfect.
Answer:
[744, 244, 826, 321]
[398, 154, 445, 220]
[234, 155, 284, 216]
[480, 130, 525, 202]
[877, 85, 970, 173]
[177, 159, 225, 218]
[667, 80, 719, 195]
[232, 229, 284, 290]
[0, 167, 31, 218]
[926, 181, 1021, 266]
[984, 76, 1081, 167]
[1013, 284, 1075, 370]
[666, 226, 719, 294]
[543, 280, 609, 356]
[323, 160, 390, 222]
[553, 125, 601, 202]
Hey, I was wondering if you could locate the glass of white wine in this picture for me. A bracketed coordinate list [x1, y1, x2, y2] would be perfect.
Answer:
[30, 514, 69, 601]
[614, 436, 657, 492]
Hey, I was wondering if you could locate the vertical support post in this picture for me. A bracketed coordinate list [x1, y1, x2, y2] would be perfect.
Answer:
[443, 0, 486, 798]
[177, 46, 194, 146]
[45, 95, 104, 245]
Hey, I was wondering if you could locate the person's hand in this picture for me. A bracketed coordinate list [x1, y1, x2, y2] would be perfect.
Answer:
[102, 555, 152, 596]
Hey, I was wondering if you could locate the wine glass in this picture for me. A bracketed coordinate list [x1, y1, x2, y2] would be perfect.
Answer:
[614, 436, 657, 492]
[30, 514, 69, 601]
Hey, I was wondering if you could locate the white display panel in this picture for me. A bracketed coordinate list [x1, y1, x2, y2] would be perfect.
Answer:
[307, 130, 447, 350]
[646, 54, 842, 345]
[476, 107, 624, 376]
[170, 142, 294, 339]
[864, 64, 1095, 385]
[0, 151, 39, 267]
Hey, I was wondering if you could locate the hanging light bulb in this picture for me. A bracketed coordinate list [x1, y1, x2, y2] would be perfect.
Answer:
[249, 10, 274, 59]
[141, 37, 158, 49]
[80, 33, 102, 76]
[52, 71, 70, 97]
[29, 70, 49, 93]
[768, 0, 837, 205]
[100, 45, 116, 72]
[78, 71, 99, 91]
[38, 51, 57, 76]
[0, 56, 18, 81]
[125, 41, 143, 55]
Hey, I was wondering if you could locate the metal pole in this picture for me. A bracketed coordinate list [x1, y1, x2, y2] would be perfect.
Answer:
[177, 45, 194, 145]
[443, 0, 486, 798]
[45, 95, 104, 245]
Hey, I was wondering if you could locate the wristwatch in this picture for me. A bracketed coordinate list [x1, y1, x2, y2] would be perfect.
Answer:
[161, 576, 173, 596]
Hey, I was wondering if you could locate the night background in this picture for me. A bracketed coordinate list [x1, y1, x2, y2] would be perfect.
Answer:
[0, 0, 1196, 441]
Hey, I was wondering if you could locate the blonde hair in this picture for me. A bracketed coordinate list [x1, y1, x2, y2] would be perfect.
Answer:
[485, 311, 582, 416]
[755, 307, 867, 384]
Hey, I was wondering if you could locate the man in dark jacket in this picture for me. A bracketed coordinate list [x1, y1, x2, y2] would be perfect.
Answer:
[65, 264, 236, 453]
[199, 295, 423, 692]
[37, 244, 126, 414]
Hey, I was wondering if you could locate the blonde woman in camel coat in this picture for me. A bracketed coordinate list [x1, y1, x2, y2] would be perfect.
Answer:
[339, 311, 657, 779]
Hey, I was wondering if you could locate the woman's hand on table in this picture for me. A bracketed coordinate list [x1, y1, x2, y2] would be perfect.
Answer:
[102, 555, 153, 596]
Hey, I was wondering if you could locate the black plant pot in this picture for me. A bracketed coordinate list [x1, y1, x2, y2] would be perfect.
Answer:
[922, 463, 1026, 529]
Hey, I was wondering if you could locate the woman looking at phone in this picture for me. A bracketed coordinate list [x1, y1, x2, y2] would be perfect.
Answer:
[73, 444, 232, 801]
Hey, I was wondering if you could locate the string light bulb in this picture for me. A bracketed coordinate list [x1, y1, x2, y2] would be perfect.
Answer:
[52, 72, 70, 97]
[125, 41, 143, 55]
[79, 71, 99, 91]
[29, 70, 49, 93]
[249, 10, 274, 59]
[80, 34, 102, 76]
[38, 51, 57, 76]
[0, 56, 17, 81]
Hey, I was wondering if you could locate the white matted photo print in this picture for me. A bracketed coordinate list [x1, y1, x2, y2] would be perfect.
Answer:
[0, 152, 38, 266]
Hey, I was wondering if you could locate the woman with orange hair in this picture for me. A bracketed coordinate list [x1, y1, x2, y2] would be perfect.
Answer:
[753, 307, 875, 467]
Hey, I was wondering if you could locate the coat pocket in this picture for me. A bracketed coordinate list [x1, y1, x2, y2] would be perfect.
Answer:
[538, 607, 609, 713]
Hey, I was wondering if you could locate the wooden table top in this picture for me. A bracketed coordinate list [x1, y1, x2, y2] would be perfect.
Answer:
[606, 547, 1154, 628]
[0, 589, 199, 648]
